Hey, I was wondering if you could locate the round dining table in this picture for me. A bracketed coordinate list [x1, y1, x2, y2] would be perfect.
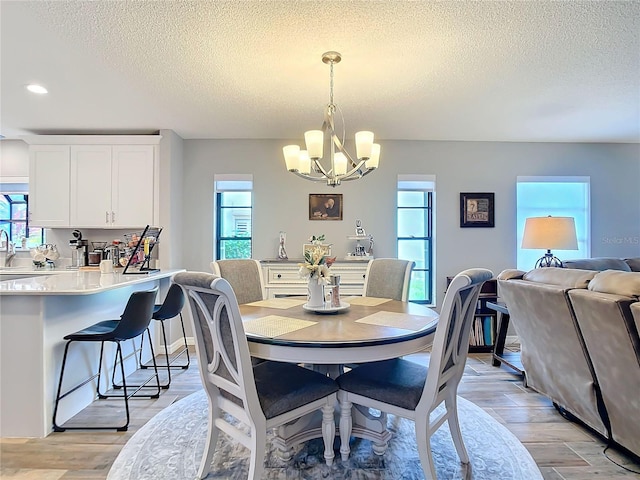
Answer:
[238, 295, 440, 458]
[239, 296, 439, 364]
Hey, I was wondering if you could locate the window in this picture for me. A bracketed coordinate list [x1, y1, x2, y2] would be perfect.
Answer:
[516, 176, 590, 270]
[397, 175, 435, 304]
[0, 194, 44, 248]
[215, 175, 253, 260]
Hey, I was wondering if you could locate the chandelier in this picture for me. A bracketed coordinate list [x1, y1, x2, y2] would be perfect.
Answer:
[282, 51, 380, 187]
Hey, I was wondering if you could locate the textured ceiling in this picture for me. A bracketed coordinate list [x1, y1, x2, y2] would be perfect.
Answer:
[1, 1, 639, 143]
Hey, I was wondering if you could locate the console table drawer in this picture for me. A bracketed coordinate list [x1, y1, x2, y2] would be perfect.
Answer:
[265, 266, 306, 284]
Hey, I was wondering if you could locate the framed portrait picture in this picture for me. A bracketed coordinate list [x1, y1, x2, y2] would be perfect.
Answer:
[309, 194, 343, 221]
[460, 192, 495, 228]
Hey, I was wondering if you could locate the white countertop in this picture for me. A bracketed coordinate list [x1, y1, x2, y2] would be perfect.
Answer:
[0, 269, 183, 295]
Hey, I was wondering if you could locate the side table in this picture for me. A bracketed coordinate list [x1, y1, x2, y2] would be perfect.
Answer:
[486, 301, 524, 375]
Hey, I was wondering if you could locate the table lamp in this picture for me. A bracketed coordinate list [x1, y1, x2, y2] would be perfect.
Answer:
[521, 216, 578, 268]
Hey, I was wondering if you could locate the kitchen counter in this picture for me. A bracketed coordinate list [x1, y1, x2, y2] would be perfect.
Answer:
[0, 269, 184, 438]
[0, 269, 180, 295]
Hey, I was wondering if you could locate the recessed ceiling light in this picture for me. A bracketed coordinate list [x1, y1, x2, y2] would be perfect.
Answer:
[26, 84, 48, 94]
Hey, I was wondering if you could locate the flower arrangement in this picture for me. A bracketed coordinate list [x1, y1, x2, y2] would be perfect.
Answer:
[299, 235, 336, 284]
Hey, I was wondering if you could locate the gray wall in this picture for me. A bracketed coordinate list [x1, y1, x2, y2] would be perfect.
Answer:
[182, 139, 640, 306]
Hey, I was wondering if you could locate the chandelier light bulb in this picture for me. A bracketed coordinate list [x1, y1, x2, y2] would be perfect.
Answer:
[299, 150, 311, 174]
[283, 145, 301, 171]
[304, 130, 324, 159]
[355, 131, 374, 159]
[366, 144, 381, 169]
[334, 152, 348, 176]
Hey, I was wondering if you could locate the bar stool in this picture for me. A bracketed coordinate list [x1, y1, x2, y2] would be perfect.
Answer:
[139, 283, 189, 388]
[52, 289, 161, 432]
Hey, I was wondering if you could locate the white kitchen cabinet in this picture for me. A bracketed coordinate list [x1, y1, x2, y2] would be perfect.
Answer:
[70, 145, 155, 228]
[261, 260, 370, 298]
[28, 145, 71, 227]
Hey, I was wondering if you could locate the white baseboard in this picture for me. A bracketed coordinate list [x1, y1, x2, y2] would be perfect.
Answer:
[162, 337, 195, 354]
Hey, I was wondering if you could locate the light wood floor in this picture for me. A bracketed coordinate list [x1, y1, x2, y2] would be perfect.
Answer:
[1, 348, 639, 480]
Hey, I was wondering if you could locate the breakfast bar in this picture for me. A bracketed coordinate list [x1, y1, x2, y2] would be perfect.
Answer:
[0, 269, 182, 438]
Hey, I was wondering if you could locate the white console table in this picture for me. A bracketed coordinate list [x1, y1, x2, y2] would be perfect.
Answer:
[261, 259, 370, 298]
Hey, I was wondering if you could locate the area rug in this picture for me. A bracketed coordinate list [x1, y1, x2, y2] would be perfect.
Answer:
[108, 390, 542, 480]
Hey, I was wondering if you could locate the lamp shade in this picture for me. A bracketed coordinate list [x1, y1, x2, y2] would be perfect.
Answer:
[521, 216, 578, 250]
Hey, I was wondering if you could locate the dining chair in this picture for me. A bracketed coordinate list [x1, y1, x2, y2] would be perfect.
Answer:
[211, 258, 265, 304]
[173, 272, 338, 480]
[52, 289, 161, 432]
[336, 268, 494, 479]
[362, 258, 415, 301]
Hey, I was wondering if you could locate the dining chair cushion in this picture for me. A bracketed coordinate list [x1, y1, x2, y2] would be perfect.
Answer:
[253, 361, 338, 419]
[337, 358, 427, 411]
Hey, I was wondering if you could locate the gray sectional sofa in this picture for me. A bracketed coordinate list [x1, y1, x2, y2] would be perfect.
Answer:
[497, 267, 640, 459]
[563, 256, 640, 272]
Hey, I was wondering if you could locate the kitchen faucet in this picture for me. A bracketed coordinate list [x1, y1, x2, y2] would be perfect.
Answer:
[0, 230, 16, 267]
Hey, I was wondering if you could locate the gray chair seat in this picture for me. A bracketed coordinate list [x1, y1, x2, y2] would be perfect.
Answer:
[337, 358, 427, 411]
[254, 361, 337, 419]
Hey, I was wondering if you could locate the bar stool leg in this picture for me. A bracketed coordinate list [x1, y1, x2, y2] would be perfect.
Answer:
[52, 340, 73, 432]
[139, 313, 190, 388]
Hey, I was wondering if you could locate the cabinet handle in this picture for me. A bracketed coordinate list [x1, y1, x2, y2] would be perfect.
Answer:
[106, 211, 109, 223]
[277, 274, 282, 278]
[111, 211, 115, 223]
[363, 274, 366, 278]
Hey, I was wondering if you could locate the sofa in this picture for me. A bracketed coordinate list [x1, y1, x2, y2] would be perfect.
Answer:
[497, 267, 640, 458]
[562, 256, 640, 272]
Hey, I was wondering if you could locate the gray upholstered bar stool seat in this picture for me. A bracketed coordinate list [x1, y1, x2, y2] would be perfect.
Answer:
[52, 289, 161, 432]
[174, 272, 338, 480]
[337, 268, 494, 480]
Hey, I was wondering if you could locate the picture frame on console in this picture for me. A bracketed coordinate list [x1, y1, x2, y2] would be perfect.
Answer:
[309, 194, 343, 220]
[460, 192, 495, 228]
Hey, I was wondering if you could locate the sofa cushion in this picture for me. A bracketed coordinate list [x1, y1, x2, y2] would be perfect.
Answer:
[624, 257, 640, 272]
[588, 270, 640, 297]
[497, 269, 525, 281]
[563, 257, 632, 272]
[522, 267, 596, 289]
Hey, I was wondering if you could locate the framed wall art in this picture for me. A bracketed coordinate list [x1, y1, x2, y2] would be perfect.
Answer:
[309, 194, 343, 220]
[460, 192, 495, 228]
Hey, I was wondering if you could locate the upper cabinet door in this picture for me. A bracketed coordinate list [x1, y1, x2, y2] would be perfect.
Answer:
[111, 145, 155, 227]
[29, 145, 71, 227]
[70, 145, 112, 227]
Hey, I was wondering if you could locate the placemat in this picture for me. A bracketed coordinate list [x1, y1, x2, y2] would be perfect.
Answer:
[243, 315, 317, 338]
[356, 311, 433, 331]
[245, 298, 306, 309]
[344, 296, 392, 306]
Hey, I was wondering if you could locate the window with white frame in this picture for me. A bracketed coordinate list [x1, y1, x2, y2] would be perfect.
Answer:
[215, 175, 253, 260]
[516, 176, 590, 270]
[397, 175, 435, 304]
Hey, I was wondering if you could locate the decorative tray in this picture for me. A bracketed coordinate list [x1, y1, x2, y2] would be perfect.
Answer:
[302, 302, 350, 314]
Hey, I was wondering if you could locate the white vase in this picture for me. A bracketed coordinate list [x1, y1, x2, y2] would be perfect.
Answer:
[307, 278, 325, 307]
